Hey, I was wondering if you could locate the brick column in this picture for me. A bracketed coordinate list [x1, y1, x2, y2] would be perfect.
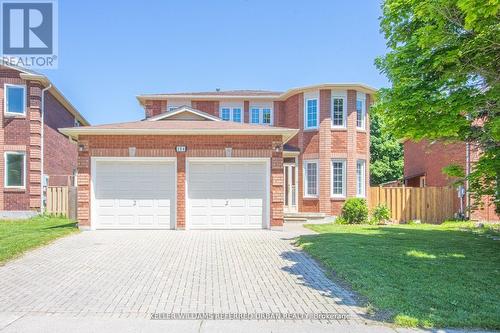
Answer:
[244, 101, 249, 123]
[28, 82, 42, 210]
[273, 101, 283, 126]
[176, 153, 186, 229]
[319, 89, 332, 214]
[346, 90, 358, 198]
[271, 150, 284, 227]
[77, 138, 90, 228]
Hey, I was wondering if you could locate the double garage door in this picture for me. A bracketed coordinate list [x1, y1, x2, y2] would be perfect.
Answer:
[93, 158, 268, 230]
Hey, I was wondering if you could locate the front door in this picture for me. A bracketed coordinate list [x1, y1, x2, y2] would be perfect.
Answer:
[284, 163, 297, 213]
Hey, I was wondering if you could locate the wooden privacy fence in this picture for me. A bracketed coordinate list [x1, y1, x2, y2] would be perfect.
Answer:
[46, 186, 77, 220]
[369, 186, 457, 224]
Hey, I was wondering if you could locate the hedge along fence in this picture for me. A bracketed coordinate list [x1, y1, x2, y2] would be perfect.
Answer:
[369, 187, 457, 224]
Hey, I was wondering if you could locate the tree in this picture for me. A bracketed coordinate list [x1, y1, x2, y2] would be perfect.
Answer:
[370, 112, 404, 185]
[375, 0, 500, 213]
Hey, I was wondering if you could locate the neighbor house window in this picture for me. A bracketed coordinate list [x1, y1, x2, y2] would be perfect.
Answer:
[356, 94, 366, 129]
[5, 152, 25, 188]
[251, 108, 260, 124]
[305, 99, 318, 129]
[356, 160, 366, 197]
[303, 160, 318, 197]
[4, 84, 26, 116]
[331, 159, 346, 197]
[250, 107, 273, 125]
[220, 107, 243, 123]
[332, 96, 346, 127]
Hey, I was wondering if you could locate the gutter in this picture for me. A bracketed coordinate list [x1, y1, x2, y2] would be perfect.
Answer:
[59, 127, 300, 144]
[40, 84, 52, 214]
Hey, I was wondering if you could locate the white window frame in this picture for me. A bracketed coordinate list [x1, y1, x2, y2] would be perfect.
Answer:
[304, 98, 319, 130]
[4, 84, 27, 117]
[249, 107, 273, 125]
[331, 92, 347, 128]
[303, 160, 319, 198]
[331, 159, 346, 198]
[4, 151, 26, 189]
[356, 159, 366, 197]
[356, 92, 366, 130]
[219, 107, 243, 123]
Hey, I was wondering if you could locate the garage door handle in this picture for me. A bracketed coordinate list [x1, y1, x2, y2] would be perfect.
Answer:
[133, 200, 137, 206]
[225, 200, 229, 206]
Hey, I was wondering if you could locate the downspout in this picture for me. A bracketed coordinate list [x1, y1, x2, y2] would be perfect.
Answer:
[40, 84, 52, 215]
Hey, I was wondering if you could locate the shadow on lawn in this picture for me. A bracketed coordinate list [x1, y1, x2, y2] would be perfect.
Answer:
[281, 226, 500, 328]
[44, 222, 77, 229]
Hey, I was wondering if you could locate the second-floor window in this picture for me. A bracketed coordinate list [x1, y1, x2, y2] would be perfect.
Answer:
[305, 99, 318, 129]
[4, 84, 26, 116]
[332, 96, 346, 127]
[220, 107, 243, 123]
[250, 108, 272, 125]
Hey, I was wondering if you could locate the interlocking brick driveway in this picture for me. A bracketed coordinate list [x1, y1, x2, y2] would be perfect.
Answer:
[0, 229, 366, 323]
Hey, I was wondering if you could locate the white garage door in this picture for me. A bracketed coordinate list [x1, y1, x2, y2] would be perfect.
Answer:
[93, 159, 176, 229]
[187, 160, 268, 229]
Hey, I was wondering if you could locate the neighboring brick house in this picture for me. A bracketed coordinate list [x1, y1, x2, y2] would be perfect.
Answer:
[0, 64, 89, 216]
[404, 140, 499, 221]
[61, 83, 375, 230]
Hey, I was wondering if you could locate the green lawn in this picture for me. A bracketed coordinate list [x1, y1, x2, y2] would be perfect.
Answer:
[0, 216, 78, 264]
[297, 222, 500, 329]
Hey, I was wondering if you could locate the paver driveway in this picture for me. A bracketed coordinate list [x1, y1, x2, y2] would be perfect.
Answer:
[0, 229, 366, 322]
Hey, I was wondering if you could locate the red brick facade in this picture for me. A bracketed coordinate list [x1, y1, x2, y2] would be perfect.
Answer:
[404, 140, 499, 221]
[139, 87, 372, 217]
[0, 67, 81, 211]
[76, 135, 284, 229]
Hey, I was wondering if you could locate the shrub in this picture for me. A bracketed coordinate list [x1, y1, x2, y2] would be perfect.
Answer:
[335, 216, 348, 224]
[371, 204, 391, 224]
[341, 198, 369, 224]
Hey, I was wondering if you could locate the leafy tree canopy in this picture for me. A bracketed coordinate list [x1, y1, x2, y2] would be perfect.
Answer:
[375, 0, 500, 212]
[370, 112, 404, 185]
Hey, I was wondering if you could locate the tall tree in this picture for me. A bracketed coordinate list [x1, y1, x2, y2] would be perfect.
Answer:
[370, 112, 404, 185]
[375, 0, 500, 213]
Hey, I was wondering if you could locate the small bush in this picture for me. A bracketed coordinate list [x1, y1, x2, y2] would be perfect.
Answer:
[341, 198, 368, 224]
[371, 204, 391, 224]
[335, 216, 348, 224]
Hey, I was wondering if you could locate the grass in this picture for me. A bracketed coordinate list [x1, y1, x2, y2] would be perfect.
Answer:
[0, 215, 78, 264]
[296, 221, 500, 329]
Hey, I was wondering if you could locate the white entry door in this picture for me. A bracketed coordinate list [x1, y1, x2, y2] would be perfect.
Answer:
[93, 159, 176, 229]
[187, 160, 268, 229]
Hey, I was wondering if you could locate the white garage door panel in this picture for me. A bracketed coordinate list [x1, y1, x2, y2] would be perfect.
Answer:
[188, 161, 267, 229]
[94, 160, 176, 229]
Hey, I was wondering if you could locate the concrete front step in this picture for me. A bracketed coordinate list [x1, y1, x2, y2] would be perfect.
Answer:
[284, 212, 328, 223]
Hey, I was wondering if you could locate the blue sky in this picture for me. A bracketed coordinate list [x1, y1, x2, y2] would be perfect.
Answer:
[40, 0, 389, 125]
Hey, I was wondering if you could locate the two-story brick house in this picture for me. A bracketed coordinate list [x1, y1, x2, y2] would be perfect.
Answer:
[0, 64, 88, 217]
[61, 83, 375, 230]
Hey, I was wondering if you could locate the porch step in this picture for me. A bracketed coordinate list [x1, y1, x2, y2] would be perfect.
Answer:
[284, 212, 327, 223]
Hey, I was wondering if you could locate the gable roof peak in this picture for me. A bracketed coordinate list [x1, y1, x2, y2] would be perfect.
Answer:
[147, 105, 221, 122]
